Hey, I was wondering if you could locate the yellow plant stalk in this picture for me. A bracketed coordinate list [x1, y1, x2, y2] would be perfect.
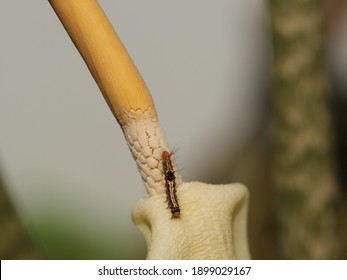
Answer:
[49, 0, 153, 118]
[49, 0, 171, 195]
[48, 0, 251, 259]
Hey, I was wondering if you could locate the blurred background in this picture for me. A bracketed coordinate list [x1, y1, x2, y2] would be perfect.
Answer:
[0, 0, 346, 259]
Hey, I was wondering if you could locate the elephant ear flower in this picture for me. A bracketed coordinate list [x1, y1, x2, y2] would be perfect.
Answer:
[132, 181, 250, 260]
[49, 0, 251, 260]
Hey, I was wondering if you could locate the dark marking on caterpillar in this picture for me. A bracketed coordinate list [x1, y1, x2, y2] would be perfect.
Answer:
[162, 150, 180, 218]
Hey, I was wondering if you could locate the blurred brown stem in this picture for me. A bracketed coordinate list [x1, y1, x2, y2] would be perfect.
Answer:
[269, 0, 340, 259]
[0, 176, 39, 259]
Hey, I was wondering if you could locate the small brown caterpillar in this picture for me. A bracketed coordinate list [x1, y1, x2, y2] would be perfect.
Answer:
[162, 151, 180, 218]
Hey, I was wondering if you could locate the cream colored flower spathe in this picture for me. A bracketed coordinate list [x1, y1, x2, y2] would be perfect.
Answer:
[132, 181, 250, 260]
